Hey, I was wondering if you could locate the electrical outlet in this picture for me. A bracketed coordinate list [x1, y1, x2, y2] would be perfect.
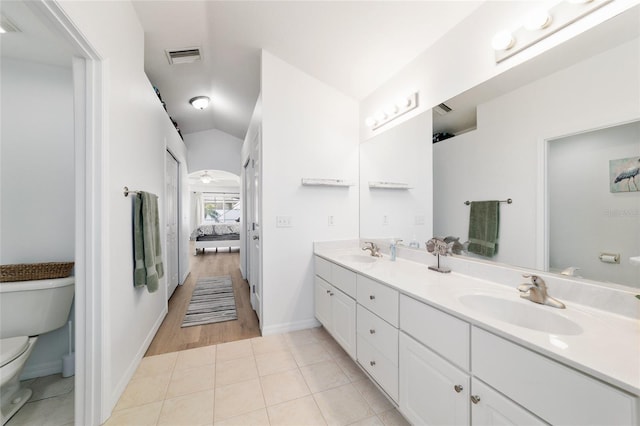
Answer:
[276, 216, 293, 227]
[328, 215, 335, 226]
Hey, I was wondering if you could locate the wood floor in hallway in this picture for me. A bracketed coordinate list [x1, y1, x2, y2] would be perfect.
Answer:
[145, 248, 261, 357]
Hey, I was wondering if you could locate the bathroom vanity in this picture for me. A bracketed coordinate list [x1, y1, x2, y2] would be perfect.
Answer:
[313, 243, 639, 425]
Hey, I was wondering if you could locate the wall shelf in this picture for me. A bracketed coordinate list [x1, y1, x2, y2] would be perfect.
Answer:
[301, 178, 355, 187]
[368, 181, 412, 189]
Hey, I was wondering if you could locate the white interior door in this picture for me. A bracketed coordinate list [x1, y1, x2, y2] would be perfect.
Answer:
[249, 130, 262, 324]
[165, 150, 179, 299]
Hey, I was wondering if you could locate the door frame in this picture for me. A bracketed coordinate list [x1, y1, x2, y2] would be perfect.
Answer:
[31, 1, 105, 424]
[165, 149, 180, 298]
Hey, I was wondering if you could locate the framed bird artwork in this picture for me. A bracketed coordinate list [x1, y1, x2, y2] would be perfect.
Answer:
[610, 156, 640, 193]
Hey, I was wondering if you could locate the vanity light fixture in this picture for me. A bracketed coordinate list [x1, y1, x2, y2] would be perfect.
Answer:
[200, 171, 212, 184]
[365, 92, 419, 130]
[189, 96, 210, 110]
[493, 0, 613, 63]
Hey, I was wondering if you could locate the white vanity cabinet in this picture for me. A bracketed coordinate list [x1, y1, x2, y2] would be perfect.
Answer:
[313, 257, 356, 358]
[356, 275, 400, 402]
[398, 293, 636, 426]
[399, 332, 470, 425]
[470, 378, 546, 426]
[472, 327, 637, 426]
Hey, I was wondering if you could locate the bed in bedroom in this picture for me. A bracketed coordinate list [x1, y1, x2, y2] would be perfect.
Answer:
[190, 223, 241, 255]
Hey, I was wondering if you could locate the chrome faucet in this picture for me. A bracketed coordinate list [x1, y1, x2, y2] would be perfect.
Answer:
[518, 274, 565, 309]
[362, 241, 382, 257]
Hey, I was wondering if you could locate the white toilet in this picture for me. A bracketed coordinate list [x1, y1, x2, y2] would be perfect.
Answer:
[0, 276, 75, 425]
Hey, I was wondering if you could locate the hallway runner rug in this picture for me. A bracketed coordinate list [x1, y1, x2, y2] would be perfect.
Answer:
[181, 276, 237, 327]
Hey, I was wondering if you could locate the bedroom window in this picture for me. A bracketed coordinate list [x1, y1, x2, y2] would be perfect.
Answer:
[203, 193, 240, 223]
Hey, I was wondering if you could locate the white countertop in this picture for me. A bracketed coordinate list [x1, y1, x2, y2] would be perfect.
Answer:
[314, 246, 640, 396]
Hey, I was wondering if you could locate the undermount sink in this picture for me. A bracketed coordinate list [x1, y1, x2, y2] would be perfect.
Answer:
[459, 294, 583, 336]
[339, 254, 378, 264]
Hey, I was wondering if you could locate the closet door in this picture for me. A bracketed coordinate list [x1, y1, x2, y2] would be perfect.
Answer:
[165, 150, 180, 298]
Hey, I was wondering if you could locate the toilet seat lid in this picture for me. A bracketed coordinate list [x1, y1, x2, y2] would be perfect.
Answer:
[0, 336, 29, 367]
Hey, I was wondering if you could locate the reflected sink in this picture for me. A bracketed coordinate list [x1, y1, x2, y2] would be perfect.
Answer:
[459, 294, 583, 335]
[339, 254, 378, 264]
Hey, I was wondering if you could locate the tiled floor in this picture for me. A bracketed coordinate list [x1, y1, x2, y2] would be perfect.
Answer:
[6, 373, 74, 426]
[105, 327, 410, 426]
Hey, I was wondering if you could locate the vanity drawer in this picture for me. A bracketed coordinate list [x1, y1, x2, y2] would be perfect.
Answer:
[357, 305, 399, 365]
[472, 327, 637, 426]
[357, 334, 399, 402]
[357, 275, 399, 327]
[400, 295, 469, 371]
[314, 256, 332, 282]
[332, 264, 356, 299]
[314, 256, 356, 298]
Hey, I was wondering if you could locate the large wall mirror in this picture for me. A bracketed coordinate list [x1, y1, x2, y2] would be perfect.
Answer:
[361, 5, 640, 289]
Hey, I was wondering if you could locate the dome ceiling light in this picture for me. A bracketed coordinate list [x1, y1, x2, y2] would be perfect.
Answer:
[189, 96, 210, 110]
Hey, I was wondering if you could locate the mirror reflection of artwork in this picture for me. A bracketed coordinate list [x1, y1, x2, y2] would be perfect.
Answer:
[610, 157, 640, 193]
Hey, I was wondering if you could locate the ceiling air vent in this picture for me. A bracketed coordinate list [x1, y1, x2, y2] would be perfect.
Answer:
[165, 47, 201, 65]
[434, 103, 453, 115]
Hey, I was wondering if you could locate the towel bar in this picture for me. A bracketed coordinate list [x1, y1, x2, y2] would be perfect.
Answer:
[464, 198, 512, 205]
[123, 186, 141, 197]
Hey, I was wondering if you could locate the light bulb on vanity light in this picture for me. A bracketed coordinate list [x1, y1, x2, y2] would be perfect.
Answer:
[524, 8, 552, 30]
[374, 111, 387, 122]
[492, 30, 515, 51]
[396, 95, 412, 109]
[384, 104, 399, 116]
[365, 116, 377, 127]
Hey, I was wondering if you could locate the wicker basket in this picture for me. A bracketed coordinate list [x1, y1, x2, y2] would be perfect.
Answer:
[0, 262, 74, 282]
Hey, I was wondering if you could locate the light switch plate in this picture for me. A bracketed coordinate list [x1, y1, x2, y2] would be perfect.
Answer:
[276, 216, 293, 227]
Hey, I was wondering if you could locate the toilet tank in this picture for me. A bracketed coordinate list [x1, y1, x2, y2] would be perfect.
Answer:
[0, 276, 75, 338]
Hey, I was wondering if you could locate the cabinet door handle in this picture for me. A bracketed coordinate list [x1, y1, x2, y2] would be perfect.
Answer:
[369, 295, 375, 300]
[470, 395, 481, 404]
[370, 360, 376, 366]
[369, 329, 376, 334]
[454, 385, 463, 393]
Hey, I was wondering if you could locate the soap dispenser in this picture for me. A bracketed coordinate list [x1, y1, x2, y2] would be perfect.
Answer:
[390, 239, 402, 261]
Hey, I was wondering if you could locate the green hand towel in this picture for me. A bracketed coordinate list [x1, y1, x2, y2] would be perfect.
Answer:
[133, 191, 164, 293]
[467, 200, 500, 258]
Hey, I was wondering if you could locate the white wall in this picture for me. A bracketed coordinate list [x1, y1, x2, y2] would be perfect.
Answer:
[183, 128, 243, 176]
[433, 38, 640, 272]
[58, 1, 189, 419]
[548, 121, 639, 286]
[359, 111, 433, 245]
[360, 1, 636, 142]
[261, 51, 359, 334]
[0, 58, 75, 378]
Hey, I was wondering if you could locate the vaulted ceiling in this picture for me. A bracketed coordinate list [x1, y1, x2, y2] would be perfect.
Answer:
[132, 1, 484, 140]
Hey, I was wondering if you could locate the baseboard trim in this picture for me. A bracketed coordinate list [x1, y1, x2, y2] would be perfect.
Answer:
[261, 318, 321, 336]
[180, 270, 190, 285]
[21, 359, 63, 380]
[108, 306, 167, 413]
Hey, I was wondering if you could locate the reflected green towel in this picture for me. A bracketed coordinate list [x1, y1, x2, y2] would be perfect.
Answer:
[133, 192, 164, 293]
[467, 200, 500, 258]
